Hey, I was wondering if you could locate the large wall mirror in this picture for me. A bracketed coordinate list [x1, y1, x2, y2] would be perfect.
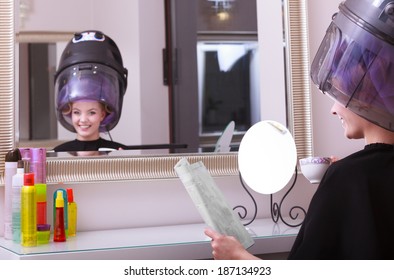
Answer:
[0, 0, 311, 184]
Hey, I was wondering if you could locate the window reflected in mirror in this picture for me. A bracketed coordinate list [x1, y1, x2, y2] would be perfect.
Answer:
[197, 41, 259, 135]
[167, 0, 258, 151]
[19, 42, 58, 141]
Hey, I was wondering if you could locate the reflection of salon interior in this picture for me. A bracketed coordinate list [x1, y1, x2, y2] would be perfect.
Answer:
[17, 0, 259, 153]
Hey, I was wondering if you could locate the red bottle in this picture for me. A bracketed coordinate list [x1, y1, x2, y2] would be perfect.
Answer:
[53, 190, 66, 242]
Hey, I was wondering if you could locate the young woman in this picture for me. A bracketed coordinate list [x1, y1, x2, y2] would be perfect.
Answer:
[205, 0, 394, 259]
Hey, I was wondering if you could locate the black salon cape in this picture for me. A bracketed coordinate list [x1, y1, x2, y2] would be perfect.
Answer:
[288, 143, 394, 260]
[53, 138, 128, 152]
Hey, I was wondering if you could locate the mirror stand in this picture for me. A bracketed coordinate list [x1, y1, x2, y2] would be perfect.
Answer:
[231, 166, 306, 228]
[270, 166, 306, 227]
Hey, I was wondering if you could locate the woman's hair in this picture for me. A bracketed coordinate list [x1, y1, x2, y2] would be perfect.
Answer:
[62, 101, 112, 117]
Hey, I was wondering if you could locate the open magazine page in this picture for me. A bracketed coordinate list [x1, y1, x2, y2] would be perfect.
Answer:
[174, 158, 254, 249]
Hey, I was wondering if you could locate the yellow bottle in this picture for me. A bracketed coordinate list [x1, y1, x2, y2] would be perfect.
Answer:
[66, 188, 77, 236]
[21, 173, 37, 247]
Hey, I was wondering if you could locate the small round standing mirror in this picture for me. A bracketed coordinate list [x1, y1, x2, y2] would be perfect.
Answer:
[238, 120, 297, 194]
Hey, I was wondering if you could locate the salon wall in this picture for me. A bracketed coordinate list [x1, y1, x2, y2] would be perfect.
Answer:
[45, 175, 317, 233]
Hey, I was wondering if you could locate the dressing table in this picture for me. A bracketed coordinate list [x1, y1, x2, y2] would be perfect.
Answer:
[0, 218, 299, 260]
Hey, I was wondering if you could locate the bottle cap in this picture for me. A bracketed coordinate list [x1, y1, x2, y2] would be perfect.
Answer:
[36, 183, 47, 202]
[66, 188, 74, 203]
[55, 190, 64, 208]
[5, 148, 21, 162]
[24, 173, 35, 186]
[37, 224, 51, 245]
[37, 224, 51, 231]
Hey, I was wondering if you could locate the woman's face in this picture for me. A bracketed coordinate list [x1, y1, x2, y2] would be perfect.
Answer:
[330, 101, 371, 140]
[71, 101, 106, 141]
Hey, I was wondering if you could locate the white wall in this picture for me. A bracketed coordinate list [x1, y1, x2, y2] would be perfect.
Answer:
[44, 175, 316, 233]
[257, 0, 287, 125]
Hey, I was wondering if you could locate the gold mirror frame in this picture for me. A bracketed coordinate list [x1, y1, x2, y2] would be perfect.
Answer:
[0, 0, 311, 185]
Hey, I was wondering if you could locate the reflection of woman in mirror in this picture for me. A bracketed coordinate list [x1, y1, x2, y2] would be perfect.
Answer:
[54, 100, 127, 152]
[53, 30, 128, 152]
[205, 0, 394, 259]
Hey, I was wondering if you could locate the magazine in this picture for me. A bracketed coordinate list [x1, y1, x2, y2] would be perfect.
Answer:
[174, 158, 254, 249]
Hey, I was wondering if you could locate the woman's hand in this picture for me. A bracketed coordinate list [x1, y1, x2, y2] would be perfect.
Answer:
[204, 228, 260, 260]
[330, 155, 339, 163]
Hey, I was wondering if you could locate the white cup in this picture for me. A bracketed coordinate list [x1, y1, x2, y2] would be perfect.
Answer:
[299, 156, 331, 184]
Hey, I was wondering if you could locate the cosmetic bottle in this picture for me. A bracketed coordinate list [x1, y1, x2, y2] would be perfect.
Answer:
[4, 148, 22, 239]
[30, 148, 48, 225]
[36, 184, 47, 225]
[53, 188, 68, 237]
[37, 224, 51, 245]
[21, 173, 37, 247]
[66, 188, 77, 237]
[30, 148, 46, 184]
[53, 190, 66, 242]
[11, 160, 25, 243]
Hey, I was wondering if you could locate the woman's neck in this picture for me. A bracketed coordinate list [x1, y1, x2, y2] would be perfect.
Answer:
[365, 125, 394, 145]
[77, 135, 100, 142]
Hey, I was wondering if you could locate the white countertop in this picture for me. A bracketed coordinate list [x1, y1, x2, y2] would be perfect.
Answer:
[0, 218, 300, 260]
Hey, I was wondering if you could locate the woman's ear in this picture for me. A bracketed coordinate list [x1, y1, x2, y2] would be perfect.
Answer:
[99, 102, 108, 122]
[100, 109, 106, 122]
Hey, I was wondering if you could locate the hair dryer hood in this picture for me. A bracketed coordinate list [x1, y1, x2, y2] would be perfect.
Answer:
[310, 0, 394, 131]
[54, 30, 128, 132]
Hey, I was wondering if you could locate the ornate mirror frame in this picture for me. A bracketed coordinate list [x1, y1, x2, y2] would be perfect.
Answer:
[0, 0, 311, 185]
